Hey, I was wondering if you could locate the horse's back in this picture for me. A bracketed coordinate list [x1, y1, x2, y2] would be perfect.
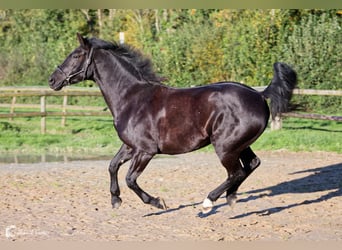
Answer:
[178, 82, 268, 120]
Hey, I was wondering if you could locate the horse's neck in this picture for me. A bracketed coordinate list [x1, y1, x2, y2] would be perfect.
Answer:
[92, 51, 154, 118]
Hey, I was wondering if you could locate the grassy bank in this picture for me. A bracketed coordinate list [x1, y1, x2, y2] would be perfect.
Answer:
[0, 116, 120, 155]
[0, 116, 341, 156]
[252, 118, 341, 152]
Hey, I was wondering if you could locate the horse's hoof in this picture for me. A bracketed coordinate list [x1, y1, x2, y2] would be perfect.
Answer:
[112, 197, 122, 209]
[155, 197, 168, 210]
[202, 198, 213, 214]
[226, 192, 237, 207]
[160, 198, 168, 210]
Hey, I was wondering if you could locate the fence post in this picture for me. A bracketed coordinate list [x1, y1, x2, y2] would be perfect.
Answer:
[119, 32, 125, 44]
[40, 96, 46, 134]
[61, 95, 68, 127]
[10, 96, 16, 121]
[271, 114, 282, 130]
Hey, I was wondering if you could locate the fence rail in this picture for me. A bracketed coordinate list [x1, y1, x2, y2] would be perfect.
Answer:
[282, 112, 342, 121]
[292, 89, 342, 96]
[0, 87, 110, 134]
[0, 86, 341, 133]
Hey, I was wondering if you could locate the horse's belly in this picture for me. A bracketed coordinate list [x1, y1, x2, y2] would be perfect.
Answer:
[158, 129, 210, 154]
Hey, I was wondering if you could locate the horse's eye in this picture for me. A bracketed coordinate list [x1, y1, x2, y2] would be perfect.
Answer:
[72, 54, 81, 59]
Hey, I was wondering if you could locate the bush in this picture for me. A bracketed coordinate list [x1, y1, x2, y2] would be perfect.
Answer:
[280, 12, 342, 112]
[0, 10, 340, 113]
[147, 21, 225, 87]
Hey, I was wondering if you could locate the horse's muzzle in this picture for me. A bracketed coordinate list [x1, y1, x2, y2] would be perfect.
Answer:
[48, 75, 65, 91]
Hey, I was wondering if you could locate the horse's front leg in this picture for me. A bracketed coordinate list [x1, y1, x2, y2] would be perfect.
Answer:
[109, 144, 132, 208]
[126, 151, 167, 210]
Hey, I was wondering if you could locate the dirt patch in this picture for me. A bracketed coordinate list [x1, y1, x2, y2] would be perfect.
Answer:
[0, 151, 341, 241]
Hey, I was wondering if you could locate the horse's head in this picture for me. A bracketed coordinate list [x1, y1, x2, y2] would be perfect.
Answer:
[49, 33, 94, 91]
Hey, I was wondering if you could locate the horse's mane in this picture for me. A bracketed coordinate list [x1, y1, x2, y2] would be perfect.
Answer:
[88, 37, 165, 85]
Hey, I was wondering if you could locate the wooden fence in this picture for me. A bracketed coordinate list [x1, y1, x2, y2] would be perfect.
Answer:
[0, 87, 110, 134]
[0, 86, 341, 134]
[273, 88, 342, 129]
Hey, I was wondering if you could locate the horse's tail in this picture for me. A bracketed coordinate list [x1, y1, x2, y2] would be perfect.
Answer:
[261, 62, 297, 119]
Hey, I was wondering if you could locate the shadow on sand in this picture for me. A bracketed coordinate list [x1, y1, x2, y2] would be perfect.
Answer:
[143, 162, 342, 218]
[231, 162, 342, 219]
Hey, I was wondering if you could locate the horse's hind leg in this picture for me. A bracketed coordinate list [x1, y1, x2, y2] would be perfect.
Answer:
[240, 147, 261, 173]
[109, 144, 132, 208]
[202, 152, 246, 213]
[226, 147, 261, 205]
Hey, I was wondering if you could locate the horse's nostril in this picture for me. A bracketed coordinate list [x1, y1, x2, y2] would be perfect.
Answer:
[49, 77, 54, 84]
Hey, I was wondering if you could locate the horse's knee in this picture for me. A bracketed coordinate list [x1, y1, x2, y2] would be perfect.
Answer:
[108, 165, 115, 175]
[108, 159, 119, 174]
[125, 175, 136, 189]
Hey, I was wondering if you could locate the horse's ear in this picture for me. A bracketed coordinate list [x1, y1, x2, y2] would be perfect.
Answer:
[77, 33, 88, 49]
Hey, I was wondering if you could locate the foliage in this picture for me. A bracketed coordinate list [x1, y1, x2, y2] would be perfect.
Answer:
[279, 11, 342, 112]
[0, 9, 341, 112]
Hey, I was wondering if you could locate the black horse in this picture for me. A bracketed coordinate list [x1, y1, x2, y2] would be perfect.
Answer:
[49, 33, 297, 214]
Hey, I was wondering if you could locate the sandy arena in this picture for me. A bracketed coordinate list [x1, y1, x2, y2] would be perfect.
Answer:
[0, 151, 341, 241]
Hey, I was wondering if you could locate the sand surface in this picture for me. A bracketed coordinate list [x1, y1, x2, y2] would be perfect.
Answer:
[0, 151, 341, 241]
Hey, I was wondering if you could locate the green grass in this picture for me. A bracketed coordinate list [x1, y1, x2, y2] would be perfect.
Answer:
[0, 116, 341, 155]
[253, 118, 342, 153]
[0, 116, 121, 155]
